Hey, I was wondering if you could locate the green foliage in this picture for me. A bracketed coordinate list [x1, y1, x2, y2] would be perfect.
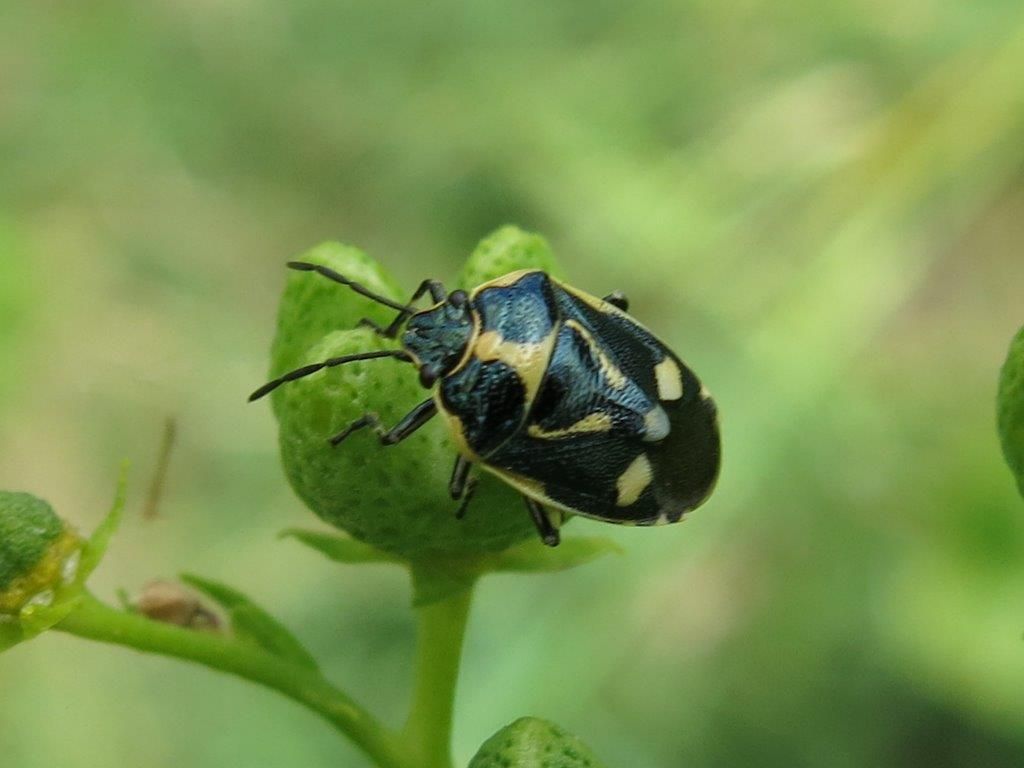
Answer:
[78, 464, 128, 580]
[280, 528, 403, 564]
[998, 323, 1024, 497]
[5, 2, 1024, 766]
[469, 718, 607, 768]
[485, 537, 622, 573]
[0, 225, 640, 768]
[181, 573, 319, 671]
[282, 526, 621, 607]
[269, 226, 563, 559]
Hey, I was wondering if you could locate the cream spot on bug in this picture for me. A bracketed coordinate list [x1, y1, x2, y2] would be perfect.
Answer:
[564, 319, 629, 390]
[475, 328, 556, 403]
[643, 406, 670, 442]
[616, 454, 653, 507]
[654, 357, 683, 401]
[528, 411, 613, 440]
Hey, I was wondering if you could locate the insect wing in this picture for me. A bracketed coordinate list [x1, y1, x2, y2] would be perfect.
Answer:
[485, 281, 720, 525]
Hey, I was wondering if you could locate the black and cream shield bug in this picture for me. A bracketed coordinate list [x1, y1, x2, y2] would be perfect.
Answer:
[251, 263, 721, 547]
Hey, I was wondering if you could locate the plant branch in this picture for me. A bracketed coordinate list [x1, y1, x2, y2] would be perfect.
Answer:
[55, 592, 409, 768]
[402, 570, 475, 768]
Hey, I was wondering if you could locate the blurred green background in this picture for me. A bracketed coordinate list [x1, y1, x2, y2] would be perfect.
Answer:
[2, 2, 1024, 766]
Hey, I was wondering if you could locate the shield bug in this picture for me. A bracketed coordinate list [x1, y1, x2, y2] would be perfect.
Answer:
[251, 263, 721, 547]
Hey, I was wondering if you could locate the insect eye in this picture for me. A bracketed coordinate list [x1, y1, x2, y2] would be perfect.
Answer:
[448, 290, 468, 308]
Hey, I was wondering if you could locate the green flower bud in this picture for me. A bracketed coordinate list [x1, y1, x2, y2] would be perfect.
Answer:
[269, 243, 405, 420]
[998, 323, 1024, 497]
[469, 717, 607, 768]
[456, 226, 564, 288]
[0, 492, 83, 615]
[269, 227, 565, 559]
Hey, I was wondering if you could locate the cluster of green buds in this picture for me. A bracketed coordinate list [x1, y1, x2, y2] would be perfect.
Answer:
[265, 227, 624, 607]
[0, 228, 620, 768]
[268, 226, 565, 560]
[264, 227, 620, 762]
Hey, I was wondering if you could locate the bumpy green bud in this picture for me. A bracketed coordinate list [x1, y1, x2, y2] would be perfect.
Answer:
[469, 717, 607, 768]
[456, 226, 564, 288]
[270, 227, 565, 559]
[269, 243, 405, 420]
[998, 323, 1024, 498]
[0, 492, 83, 615]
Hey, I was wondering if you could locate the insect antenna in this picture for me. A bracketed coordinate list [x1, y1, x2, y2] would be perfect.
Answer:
[287, 261, 417, 313]
[248, 350, 413, 402]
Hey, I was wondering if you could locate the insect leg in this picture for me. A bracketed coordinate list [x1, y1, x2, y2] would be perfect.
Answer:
[355, 317, 389, 336]
[379, 399, 438, 444]
[327, 413, 381, 446]
[449, 456, 478, 519]
[328, 399, 438, 447]
[603, 291, 629, 312]
[449, 455, 472, 499]
[377, 279, 448, 339]
[522, 496, 561, 547]
[455, 477, 479, 519]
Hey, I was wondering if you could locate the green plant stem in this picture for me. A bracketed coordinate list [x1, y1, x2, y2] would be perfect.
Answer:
[402, 574, 475, 768]
[55, 592, 409, 768]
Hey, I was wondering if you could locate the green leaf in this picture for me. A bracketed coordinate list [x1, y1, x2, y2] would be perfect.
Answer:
[80, 462, 129, 579]
[18, 599, 84, 641]
[406, 536, 620, 606]
[469, 717, 608, 768]
[279, 528, 403, 565]
[2, 591, 87, 652]
[180, 574, 318, 671]
[998, 323, 1024, 498]
[486, 537, 622, 574]
[0, 619, 23, 653]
